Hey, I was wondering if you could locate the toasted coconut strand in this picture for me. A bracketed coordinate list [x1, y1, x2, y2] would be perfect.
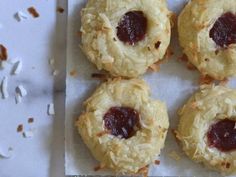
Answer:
[94, 164, 106, 171]
[169, 12, 177, 28]
[187, 62, 197, 70]
[190, 101, 199, 109]
[178, 54, 188, 62]
[148, 62, 160, 72]
[91, 73, 109, 80]
[171, 129, 181, 145]
[137, 165, 149, 177]
[149, 48, 173, 72]
[219, 78, 229, 86]
[168, 150, 181, 161]
[164, 47, 174, 60]
[199, 75, 215, 85]
[96, 130, 110, 137]
[76, 31, 82, 37]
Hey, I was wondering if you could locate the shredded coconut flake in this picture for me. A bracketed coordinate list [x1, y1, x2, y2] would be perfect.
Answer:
[168, 150, 181, 161]
[52, 69, 59, 76]
[12, 60, 22, 75]
[49, 58, 55, 66]
[23, 130, 34, 138]
[0, 61, 7, 69]
[15, 93, 22, 104]
[16, 85, 27, 97]
[1, 76, 9, 99]
[0, 147, 13, 159]
[15, 11, 28, 21]
[8, 57, 19, 65]
[48, 103, 55, 115]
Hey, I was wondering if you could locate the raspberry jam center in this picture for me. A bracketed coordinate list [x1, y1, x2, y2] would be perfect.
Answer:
[209, 12, 236, 47]
[116, 11, 147, 45]
[103, 107, 140, 139]
[207, 119, 236, 152]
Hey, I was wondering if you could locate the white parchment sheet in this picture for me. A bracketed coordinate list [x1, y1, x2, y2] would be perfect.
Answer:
[65, 0, 236, 176]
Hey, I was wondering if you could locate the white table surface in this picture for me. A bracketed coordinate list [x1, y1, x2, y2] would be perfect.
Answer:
[0, 1, 66, 177]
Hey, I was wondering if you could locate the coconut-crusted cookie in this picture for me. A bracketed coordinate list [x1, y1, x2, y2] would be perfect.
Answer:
[177, 85, 236, 174]
[80, 0, 171, 77]
[178, 0, 236, 80]
[76, 78, 169, 174]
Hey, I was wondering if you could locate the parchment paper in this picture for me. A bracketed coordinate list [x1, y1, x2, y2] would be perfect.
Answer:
[65, 0, 236, 176]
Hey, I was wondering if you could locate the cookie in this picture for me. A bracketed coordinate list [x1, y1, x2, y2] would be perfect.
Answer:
[76, 78, 169, 174]
[178, 0, 236, 80]
[80, 0, 171, 77]
[177, 85, 236, 174]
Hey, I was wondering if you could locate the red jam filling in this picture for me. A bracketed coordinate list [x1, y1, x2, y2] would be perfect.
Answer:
[116, 11, 147, 45]
[209, 12, 236, 47]
[103, 107, 140, 139]
[207, 119, 236, 152]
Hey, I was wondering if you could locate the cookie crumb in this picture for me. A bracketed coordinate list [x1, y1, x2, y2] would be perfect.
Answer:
[154, 160, 160, 165]
[28, 118, 34, 123]
[17, 124, 23, 132]
[57, 7, 64, 13]
[27, 7, 39, 18]
[70, 69, 77, 77]
[0, 44, 8, 61]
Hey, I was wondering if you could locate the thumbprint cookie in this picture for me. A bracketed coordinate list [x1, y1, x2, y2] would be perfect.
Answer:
[177, 85, 236, 174]
[76, 78, 169, 174]
[80, 0, 171, 77]
[178, 0, 236, 80]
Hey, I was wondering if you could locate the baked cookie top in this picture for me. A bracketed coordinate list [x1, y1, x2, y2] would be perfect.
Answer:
[177, 85, 236, 174]
[178, 0, 236, 80]
[76, 78, 169, 174]
[81, 0, 171, 77]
